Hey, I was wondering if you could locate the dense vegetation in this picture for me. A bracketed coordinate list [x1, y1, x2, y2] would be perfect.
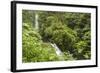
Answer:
[22, 10, 91, 63]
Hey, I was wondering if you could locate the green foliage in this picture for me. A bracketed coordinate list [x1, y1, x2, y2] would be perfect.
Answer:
[62, 52, 76, 60]
[39, 13, 77, 51]
[74, 41, 91, 59]
[22, 10, 35, 24]
[22, 10, 91, 62]
[22, 23, 59, 62]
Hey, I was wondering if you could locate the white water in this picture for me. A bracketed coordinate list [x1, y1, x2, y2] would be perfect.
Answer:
[35, 13, 39, 29]
[50, 43, 62, 56]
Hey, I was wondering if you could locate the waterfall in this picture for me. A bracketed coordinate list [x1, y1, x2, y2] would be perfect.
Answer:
[35, 13, 39, 29]
[50, 43, 62, 56]
[50, 43, 64, 60]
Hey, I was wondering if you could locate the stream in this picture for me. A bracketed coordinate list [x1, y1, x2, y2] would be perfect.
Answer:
[50, 43, 62, 56]
[50, 43, 64, 60]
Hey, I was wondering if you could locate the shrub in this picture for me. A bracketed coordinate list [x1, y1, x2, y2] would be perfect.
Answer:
[22, 23, 60, 62]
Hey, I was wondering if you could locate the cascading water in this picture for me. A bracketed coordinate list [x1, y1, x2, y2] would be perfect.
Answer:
[35, 13, 39, 29]
[50, 43, 62, 56]
[50, 43, 64, 60]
